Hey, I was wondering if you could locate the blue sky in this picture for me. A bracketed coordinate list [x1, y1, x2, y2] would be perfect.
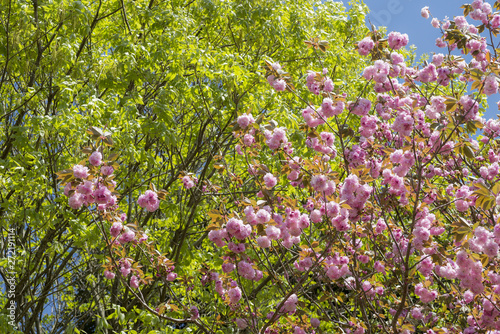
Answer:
[352, 0, 499, 120]
[361, 0, 464, 56]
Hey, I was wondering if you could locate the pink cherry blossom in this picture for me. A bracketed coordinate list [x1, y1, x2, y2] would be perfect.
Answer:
[68, 192, 84, 209]
[137, 190, 160, 212]
[357, 37, 374, 56]
[182, 176, 195, 189]
[110, 222, 123, 237]
[101, 165, 114, 176]
[89, 151, 102, 166]
[130, 275, 139, 289]
[421, 6, 430, 19]
[104, 270, 115, 279]
[263, 173, 277, 188]
[237, 113, 255, 129]
[73, 164, 89, 179]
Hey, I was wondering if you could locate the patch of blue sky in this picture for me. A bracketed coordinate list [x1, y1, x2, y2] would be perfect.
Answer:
[343, 0, 500, 120]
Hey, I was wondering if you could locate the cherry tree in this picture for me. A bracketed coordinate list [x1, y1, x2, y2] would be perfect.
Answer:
[57, 1, 500, 333]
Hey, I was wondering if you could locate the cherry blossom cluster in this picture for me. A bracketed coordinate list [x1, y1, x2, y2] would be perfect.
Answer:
[201, 1, 500, 332]
[266, 62, 288, 92]
[58, 1, 500, 332]
[64, 162, 117, 211]
[58, 138, 194, 319]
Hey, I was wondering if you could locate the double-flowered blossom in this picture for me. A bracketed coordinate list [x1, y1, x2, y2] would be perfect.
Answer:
[243, 134, 255, 146]
[256, 208, 271, 224]
[267, 74, 287, 92]
[264, 127, 289, 151]
[392, 111, 414, 137]
[359, 115, 379, 138]
[89, 151, 102, 166]
[257, 236, 271, 248]
[455, 185, 473, 212]
[73, 164, 89, 179]
[339, 174, 372, 219]
[480, 162, 499, 180]
[469, 226, 499, 258]
[425, 96, 446, 119]
[263, 173, 277, 188]
[302, 106, 325, 128]
[321, 97, 344, 117]
[228, 286, 242, 304]
[69, 192, 84, 209]
[390, 149, 415, 177]
[77, 180, 94, 195]
[110, 221, 123, 237]
[101, 165, 114, 176]
[306, 134, 337, 158]
[266, 225, 281, 240]
[104, 270, 115, 279]
[120, 258, 132, 277]
[310, 174, 336, 195]
[118, 227, 135, 244]
[357, 37, 375, 56]
[323, 77, 334, 92]
[94, 184, 113, 205]
[130, 275, 139, 289]
[363, 60, 390, 83]
[456, 250, 485, 295]
[267, 62, 288, 92]
[137, 190, 160, 212]
[348, 98, 371, 116]
[415, 282, 438, 303]
[417, 63, 438, 83]
[459, 95, 480, 121]
[345, 144, 366, 167]
[455, 16, 470, 30]
[324, 253, 350, 280]
[484, 75, 499, 96]
[388, 31, 409, 50]
[226, 218, 252, 240]
[421, 6, 430, 18]
[484, 118, 500, 138]
[417, 257, 434, 277]
[208, 228, 228, 247]
[237, 260, 257, 280]
[282, 294, 298, 314]
[237, 113, 255, 129]
[306, 71, 322, 95]
[182, 175, 195, 189]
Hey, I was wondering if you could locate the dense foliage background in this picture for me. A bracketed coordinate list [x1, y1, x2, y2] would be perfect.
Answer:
[0, 0, 371, 332]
